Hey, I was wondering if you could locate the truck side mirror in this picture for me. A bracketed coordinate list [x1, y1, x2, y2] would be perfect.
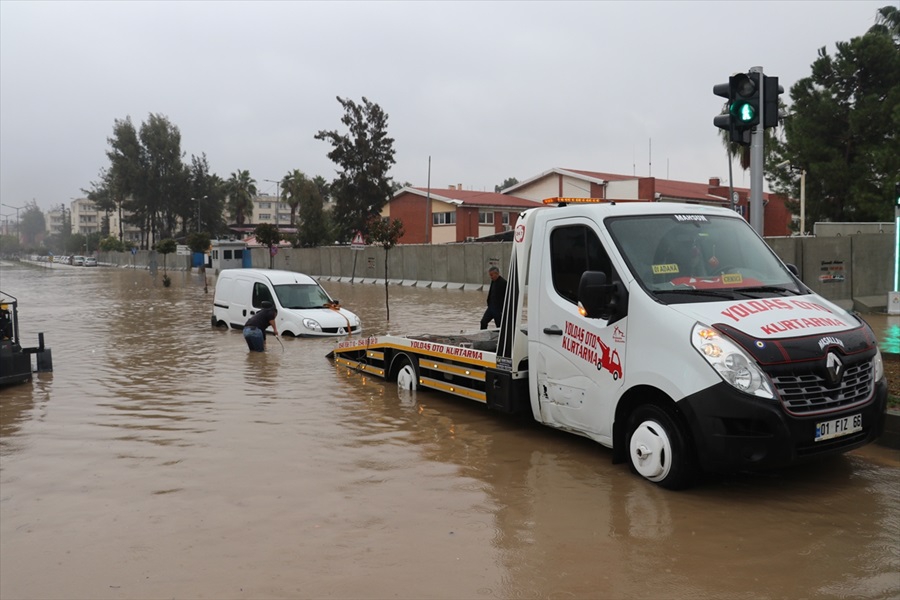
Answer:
[578, 271, 620, 320]
[786, 263, 799, 277]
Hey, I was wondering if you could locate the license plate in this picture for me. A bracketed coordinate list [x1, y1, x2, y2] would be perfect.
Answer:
[815, 413, 862, 442]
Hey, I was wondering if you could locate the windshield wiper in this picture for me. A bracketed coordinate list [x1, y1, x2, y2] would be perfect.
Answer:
[652, 288, 738, 299]
[732, 286, 802, 297]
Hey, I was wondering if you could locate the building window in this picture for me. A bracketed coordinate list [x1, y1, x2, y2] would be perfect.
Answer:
[502, 212, 510, 225]
[259, 213, 272, 221]
[259, 202, 271, 209]
[433, 212, 456, 226]
[479, 211, 494, 225]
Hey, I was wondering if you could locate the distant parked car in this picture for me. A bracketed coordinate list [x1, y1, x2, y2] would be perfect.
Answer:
[84, 257, 98, 267]
[72, 256, 85, 266]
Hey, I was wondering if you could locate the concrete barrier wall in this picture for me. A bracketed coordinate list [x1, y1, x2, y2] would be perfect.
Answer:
[800, 236, 854, 306]
[101, 234, 896, 310]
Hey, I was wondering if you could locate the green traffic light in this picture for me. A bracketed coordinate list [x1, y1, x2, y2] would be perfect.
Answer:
[731, 101, 756, 123]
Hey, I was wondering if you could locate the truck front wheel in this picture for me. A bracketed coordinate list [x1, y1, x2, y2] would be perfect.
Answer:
[626, 404, 696, 490]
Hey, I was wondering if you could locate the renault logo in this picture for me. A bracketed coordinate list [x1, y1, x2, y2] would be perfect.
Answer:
[825, 352, 843, 386]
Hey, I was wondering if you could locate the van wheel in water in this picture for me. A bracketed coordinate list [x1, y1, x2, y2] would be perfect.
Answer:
[626, 404, 696, 490]
[394, 355, 418, 391]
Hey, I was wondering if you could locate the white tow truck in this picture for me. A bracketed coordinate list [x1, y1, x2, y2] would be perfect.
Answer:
[328, 199, 888, 488]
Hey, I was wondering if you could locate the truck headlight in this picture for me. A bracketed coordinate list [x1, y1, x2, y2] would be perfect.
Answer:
[303, 318, 323, 332]
[873, 346, 884, 382]
[692, 323, 774, 399]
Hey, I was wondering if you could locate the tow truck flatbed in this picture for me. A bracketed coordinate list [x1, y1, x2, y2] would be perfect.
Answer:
[328, 330, 503, 404]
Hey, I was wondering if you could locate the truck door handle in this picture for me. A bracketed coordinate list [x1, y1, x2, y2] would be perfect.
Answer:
[543, 325, 563, 335]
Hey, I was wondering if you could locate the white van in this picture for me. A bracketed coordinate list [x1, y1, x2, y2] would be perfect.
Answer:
[212, 269, 362, 337]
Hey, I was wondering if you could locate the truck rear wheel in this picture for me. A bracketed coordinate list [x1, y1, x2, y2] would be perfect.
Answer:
[395, 355, 418, 391]
[626, 404, 696, 490]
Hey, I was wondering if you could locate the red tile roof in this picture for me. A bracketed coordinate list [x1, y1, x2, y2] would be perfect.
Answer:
[398, 187, 542, 209]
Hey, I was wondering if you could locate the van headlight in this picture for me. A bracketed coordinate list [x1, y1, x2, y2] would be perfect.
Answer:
[691, 323, 774, 398]
[303, 318, 323, 332]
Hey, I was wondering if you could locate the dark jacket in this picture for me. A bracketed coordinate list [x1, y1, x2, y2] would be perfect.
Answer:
[487, 276, 507, 312]
[245, 307, 277, 331]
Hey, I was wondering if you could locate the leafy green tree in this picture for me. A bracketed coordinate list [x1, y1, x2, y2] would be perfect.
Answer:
[367, 217, 404, 321]
[315, 96, 396, 242]
[767, 13, 900, 224]
[19, 201, 45, 246]
[99, 114, 188, 248]
[226, 170, 257, 226]
[188, 154, 226, 237]
[296, 178, 331, 247]
[84, 232, 103, 255]
[391, 180, 413, 193]
[105, 117, 143, 242]
[186, 231, 211, 255]
[156, 237, 178, 275]
[140, 114, 189, 240]
[67, 233, 86, 255]
[83, 170, 115, 238]
[494, 177, 519, 192]
[254, 223, 281, 269]
[99, 236, 126, 252]
[0, 234, 21, 256]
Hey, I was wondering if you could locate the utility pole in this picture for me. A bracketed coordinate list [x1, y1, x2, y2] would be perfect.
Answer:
[749, 66, 765, 235]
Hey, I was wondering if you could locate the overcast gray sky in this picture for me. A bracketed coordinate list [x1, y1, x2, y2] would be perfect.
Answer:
[0, 0, 891, 214]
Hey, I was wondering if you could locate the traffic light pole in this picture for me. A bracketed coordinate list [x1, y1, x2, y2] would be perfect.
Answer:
[749, 66, 765, 236]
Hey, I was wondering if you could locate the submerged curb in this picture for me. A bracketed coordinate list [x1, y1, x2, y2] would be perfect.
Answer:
[879, 411, 900, 449]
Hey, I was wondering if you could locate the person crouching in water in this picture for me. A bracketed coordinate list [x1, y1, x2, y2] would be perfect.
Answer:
[243, 300, 279, 352]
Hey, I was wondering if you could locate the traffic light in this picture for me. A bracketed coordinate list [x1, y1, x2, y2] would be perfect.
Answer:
[763, 75, 784, 128]
[713, 72, 760, 146]
[730, 72, 759, 129]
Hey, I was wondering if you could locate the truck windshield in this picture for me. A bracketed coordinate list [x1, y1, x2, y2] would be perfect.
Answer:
[274, 284, 333, 309]
[606, 214, 801, 297]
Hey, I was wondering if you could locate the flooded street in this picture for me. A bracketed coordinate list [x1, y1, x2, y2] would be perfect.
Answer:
[1, 261, 898, 600]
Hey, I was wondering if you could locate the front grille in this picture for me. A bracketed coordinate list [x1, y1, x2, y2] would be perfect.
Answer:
[323, 325, 361, 335]
[772, 360, 874, 415]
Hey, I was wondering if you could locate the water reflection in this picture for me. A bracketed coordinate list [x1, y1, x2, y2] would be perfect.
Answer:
[862, 312, 900, 354]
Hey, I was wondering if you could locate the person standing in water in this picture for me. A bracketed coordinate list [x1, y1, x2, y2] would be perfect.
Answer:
[243, 300, 279, 352]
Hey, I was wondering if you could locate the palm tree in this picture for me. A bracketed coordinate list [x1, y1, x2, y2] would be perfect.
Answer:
[868, 5, 899, 40]
[281, 169, 308, 227]
[226, 170, 257, 226]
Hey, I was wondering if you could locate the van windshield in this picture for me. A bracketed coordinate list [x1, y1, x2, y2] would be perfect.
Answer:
[606, 214, 802, 300]
[274, 284, 333, 309]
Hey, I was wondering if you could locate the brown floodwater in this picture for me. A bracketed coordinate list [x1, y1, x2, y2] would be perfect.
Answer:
[1, 261, 898, 600]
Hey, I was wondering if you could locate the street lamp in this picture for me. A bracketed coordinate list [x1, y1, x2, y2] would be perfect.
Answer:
[192, 196, 208, 232]
[1, 203, 22, 242]
[263, 178, 283, 228]
[776, 162, 807, 236]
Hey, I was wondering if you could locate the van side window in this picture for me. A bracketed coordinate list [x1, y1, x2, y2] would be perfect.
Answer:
[252, 283, 274, 308]
[549, 225, 612, 304]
